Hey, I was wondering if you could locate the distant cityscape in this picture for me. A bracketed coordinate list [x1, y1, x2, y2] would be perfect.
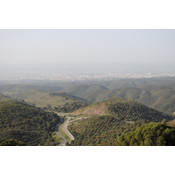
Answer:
[1, 72, 175, 81]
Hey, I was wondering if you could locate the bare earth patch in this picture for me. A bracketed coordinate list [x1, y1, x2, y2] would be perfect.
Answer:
[74, 105, 107, 114]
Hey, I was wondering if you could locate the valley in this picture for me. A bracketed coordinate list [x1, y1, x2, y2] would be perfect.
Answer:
[1, 77, 175, 146]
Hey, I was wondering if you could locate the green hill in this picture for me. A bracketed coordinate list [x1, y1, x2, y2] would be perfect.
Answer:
[61, 82, 175, 114]
[0, 100, 60, 145]
[73, 97, 172, 122]
[94, 77, 175, 89]
[9, 89, 88, 110]
[60, 84, 108, 102]
[69, 96, 169, 146]
[68, 115, 144, 146]
[0, 84, 63, 94]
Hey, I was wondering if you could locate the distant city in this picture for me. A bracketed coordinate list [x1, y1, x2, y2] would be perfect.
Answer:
[1, 72, 175, 82]
[1, 63, 175, 82]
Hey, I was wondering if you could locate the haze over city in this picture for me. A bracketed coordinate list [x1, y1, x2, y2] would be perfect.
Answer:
[1, 29, 175, 81]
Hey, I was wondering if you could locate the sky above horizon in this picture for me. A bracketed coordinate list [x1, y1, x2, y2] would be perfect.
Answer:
[0, 29, 175, 65]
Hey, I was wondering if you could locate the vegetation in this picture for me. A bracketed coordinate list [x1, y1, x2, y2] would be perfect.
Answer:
[73, 97, 172, 122]
[0, 84, 63, 94]
[0, 93, 12, 102]
[0, 100, 60, 145]
[58, 123, 70, 143]
[61, 82, 175, 114]
[54, 101, 89, 113]
[0, 137, 26, 146]
[68, 115, 145, 146]
[116, 122, 175, 146]
[8, 89, 88, 111]
[51, 132, 62, 144]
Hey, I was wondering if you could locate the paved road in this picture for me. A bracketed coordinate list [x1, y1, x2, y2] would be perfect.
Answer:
[55, 114, 92, 146]
[54, 117, 67, 146]
[61, 117, 75, 144]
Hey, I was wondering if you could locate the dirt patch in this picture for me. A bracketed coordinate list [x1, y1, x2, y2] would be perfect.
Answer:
[167, 119, 175, 127]
[74, 105, 108, 114]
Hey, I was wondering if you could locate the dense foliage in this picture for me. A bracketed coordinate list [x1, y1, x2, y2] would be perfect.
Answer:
[105, 97, 172, 122]
[74, 97, 172, 122]
[0, 137, 25, 146]
[0, 100, 60, 145]
[68, 115, 144, 146]
[116, 122, 175, 146]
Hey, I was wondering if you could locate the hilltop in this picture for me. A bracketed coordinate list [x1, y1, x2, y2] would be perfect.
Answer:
[59, 84, 108, 102]
[73, 97, 172, 122]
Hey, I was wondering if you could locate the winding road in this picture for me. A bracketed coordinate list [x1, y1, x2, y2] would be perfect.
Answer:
[54, 117, 67, 146]
[55, 114, 91, 146]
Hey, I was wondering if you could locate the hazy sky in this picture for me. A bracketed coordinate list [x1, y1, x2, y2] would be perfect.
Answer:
[0, 29, 175, 65]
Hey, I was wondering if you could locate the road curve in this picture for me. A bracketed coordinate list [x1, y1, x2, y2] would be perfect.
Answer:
[54, 117, 66, 146]
[55, 114, 92, 146]
[61, 117, 75, 144]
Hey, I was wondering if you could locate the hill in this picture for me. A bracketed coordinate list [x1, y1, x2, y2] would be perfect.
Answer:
[59, 84, 108, 102]
[69, 95, 171, 146]
[61, 82, 175, 114]
[9, 89, 89, 110]
[94, 77, 175, 89]
[68, 115, 144, 146]
[0, 100, 60, 145]
[73, 97, 172, 122]
[0, 84, 63, 94]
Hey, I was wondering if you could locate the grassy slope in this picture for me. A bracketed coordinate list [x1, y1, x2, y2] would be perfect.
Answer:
[10, 89, 88, 108]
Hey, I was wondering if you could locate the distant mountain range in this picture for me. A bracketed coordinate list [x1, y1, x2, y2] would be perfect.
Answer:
[1, 79, 175, 114]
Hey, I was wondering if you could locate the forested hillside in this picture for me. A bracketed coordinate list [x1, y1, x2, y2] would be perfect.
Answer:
[0, 138, 25, 146]
[61, 82, 175, 114]
[68, 115, 145, 146]
[73, 97, 172, 122]
[0, 100, 60, 145]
